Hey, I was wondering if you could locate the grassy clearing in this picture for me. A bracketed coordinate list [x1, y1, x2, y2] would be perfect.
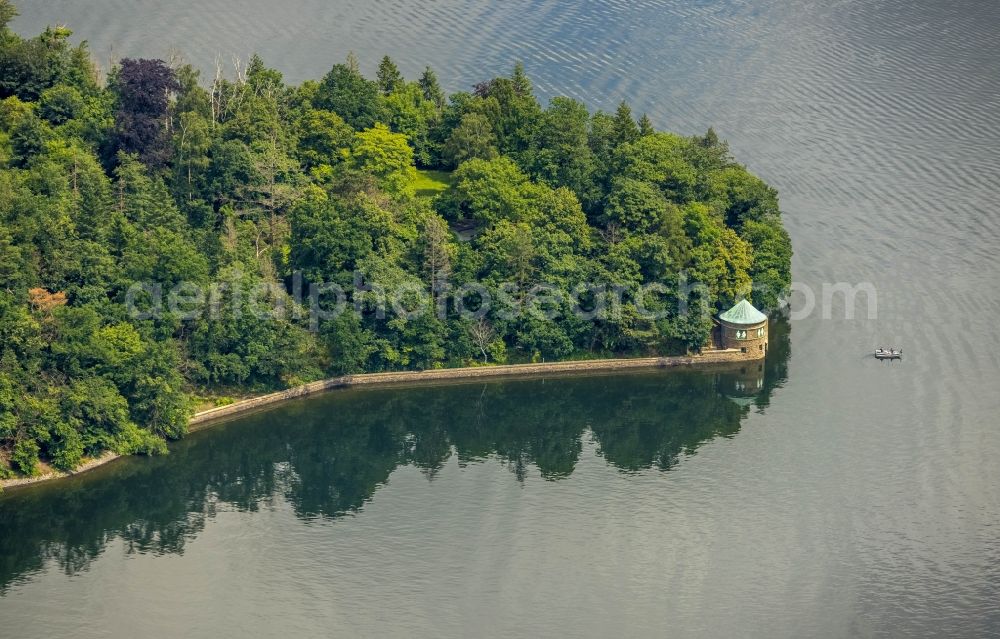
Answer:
[413, 169, 453, 198]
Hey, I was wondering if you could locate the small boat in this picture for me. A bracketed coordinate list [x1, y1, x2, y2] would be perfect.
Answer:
[874, 348, 902, 360]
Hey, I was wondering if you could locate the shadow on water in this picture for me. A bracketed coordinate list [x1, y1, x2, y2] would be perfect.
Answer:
[0, 320, 790, 590]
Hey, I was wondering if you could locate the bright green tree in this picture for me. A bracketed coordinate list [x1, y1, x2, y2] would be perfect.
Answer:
[347, 123, 418, 198]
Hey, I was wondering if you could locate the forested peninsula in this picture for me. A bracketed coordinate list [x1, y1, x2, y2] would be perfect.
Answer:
[0, 1, 790, 481]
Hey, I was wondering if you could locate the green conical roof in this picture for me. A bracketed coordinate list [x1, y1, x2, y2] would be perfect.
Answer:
[719, 299, 767, 325]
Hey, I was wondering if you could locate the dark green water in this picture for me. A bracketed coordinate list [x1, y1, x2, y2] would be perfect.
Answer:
[5, 0, 1000, 636]
[1, 336, 786, 636]
[0, 324, 789, 636]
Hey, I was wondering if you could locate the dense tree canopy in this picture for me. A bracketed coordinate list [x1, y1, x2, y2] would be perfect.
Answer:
[0, 4, 790, 478]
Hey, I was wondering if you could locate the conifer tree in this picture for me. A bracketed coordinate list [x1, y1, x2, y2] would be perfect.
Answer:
[376, 55, 403, 95]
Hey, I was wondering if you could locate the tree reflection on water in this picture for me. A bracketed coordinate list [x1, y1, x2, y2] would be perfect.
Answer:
[0, 319, 789, 590]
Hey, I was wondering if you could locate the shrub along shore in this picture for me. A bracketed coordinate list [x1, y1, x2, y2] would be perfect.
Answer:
[0, 349, 757, 490]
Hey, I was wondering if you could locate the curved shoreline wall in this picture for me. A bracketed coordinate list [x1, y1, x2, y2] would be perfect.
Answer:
[1, 349, 755, 491]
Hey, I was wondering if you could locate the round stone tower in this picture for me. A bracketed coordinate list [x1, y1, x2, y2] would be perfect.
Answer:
[718, 299, 768, 359]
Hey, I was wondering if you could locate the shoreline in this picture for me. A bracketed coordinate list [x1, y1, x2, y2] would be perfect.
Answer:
[1, 349, 759, 491]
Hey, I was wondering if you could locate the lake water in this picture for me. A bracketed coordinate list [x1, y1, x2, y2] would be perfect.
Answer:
[4, 0, 1000, 636]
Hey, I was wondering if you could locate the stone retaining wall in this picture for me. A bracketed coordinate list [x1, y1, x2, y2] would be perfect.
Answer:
[189, 349, 749, 426]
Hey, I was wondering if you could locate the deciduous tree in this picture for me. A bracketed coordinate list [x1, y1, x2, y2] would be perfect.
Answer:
[110, 58, 180, 168]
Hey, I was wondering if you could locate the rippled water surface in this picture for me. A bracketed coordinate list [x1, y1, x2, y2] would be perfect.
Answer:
[4, 0, 1000, 636]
